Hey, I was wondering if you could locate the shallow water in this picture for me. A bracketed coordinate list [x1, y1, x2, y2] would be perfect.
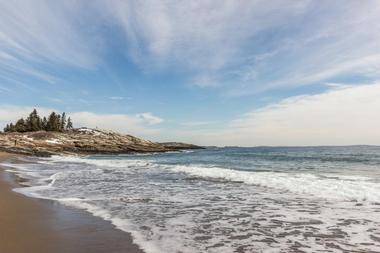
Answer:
[3, 146, 380, 252]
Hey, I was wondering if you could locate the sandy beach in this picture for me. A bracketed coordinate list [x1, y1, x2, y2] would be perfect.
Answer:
[0, 152, 143, 253]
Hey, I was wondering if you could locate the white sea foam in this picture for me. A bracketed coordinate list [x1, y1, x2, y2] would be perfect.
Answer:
[168, 164, 380, 203]
[44, 156, 380, 203]
[48, 155, 152, 168]
[58, 200, 163, 253]
[0, 162, 29, 170]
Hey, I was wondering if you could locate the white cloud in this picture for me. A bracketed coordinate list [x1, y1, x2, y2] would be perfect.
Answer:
[70, 112, 162, 136]
[135, 112, 163, 125]
[109, 96, 124, 100]
[170, 83, 380, 146]
[0, 105, 54, 128]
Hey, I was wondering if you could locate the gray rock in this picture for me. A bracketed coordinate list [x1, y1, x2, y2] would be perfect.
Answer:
[0, 128, 201, 156]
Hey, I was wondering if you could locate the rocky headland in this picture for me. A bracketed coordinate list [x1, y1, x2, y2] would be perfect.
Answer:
[0, 128, 203, 157]
[159, 142, 204, 150]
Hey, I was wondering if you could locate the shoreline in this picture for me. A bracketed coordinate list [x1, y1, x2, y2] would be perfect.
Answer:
[0, 152, 144, 253]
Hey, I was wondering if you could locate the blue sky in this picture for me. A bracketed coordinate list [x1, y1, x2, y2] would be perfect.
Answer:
[1, 0, 380, 146]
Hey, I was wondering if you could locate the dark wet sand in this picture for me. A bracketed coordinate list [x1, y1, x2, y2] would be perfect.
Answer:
[0, 152, 144, 253]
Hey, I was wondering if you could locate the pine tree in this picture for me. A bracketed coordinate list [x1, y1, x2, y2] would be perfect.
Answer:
[56, 115, 61, 131]
[15, 118, 27, 132]
[26, 109, 41, 131]
[66, 117, 73, 129]
[41, 117, 48, 131]
[9, 123, 15, 132]
[60, 112, 66, 131]
[3, 124, 10, 132]
[3, 110, 74, 133]
[46, 112, 57, 131]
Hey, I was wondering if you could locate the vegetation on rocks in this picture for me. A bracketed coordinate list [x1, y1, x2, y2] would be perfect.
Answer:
[3, 109, 73, 133]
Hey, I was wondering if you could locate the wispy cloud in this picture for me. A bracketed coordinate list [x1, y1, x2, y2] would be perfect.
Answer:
[0, 1, 104, 85]
[2, 1, 379, 94]
[180, 121, 215, 127]
[99, 0, 380, 94]
[46, 97, 64, 104]
[109, 96, 124, 100]
[0, 84, 12, 93]
[101, 1, 309, 72]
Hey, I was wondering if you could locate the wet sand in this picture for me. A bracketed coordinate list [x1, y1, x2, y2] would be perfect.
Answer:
[0, 152, 144, 253]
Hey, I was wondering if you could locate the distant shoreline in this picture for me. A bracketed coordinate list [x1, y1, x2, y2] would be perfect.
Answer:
[0, 151, 144, 253]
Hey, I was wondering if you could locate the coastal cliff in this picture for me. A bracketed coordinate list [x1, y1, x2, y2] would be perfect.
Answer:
[0, 128, 202, 156]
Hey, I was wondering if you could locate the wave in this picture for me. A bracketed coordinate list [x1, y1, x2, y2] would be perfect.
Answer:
[46, 156, 380, 203]
[45, 155, 153, 168]
[169, 165, 380, 203]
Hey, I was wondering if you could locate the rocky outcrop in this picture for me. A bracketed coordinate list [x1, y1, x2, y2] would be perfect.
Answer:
[0, 128, 202, 156]
[160, 142, 204, 150]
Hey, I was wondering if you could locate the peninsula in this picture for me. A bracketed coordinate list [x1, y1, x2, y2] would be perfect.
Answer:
[0, 109, 202, 156]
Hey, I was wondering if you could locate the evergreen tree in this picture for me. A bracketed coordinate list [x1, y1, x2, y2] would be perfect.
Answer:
[60, 112, 66, 131]
[9, 123, 15, 132]
[4, 124, 10, 132]
[41, 117, 48, 131]
[15, 118, 27, 132]
[3, 110, 74, 133]
[56, 114, 61, 131]
[47, 112, 57, 131]
[66, 117, 73, 129]
[26, 109, 41, 131]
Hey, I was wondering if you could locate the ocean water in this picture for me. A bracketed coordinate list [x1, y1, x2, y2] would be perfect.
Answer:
[3, 146, 380, 253]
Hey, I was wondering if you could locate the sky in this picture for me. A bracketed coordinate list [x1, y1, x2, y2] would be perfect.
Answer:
[1, 0, 380, 146]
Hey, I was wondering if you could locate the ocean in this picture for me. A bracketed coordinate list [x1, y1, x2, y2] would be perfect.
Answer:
[3, 146, 380, 252]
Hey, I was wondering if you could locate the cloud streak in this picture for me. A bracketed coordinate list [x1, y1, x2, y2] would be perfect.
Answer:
[1, 1, 379, 94]
[0, 0, 103, 86]
[100, 0, 380, 94]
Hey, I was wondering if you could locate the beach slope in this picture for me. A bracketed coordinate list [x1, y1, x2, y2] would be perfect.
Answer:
[0, 152, 143, 253]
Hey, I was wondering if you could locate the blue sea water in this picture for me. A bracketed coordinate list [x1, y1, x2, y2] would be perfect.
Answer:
[3, 146, 380, 252]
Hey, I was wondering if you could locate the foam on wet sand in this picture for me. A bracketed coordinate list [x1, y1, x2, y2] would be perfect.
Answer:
[0, 152, 144, 253]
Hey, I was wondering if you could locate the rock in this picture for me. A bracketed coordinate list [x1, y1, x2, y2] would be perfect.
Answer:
[0, 128, 201, 156]
[159, 142, 204, 150]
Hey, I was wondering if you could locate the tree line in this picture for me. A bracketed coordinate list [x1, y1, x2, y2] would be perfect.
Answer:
[3, 109, 73, 133]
